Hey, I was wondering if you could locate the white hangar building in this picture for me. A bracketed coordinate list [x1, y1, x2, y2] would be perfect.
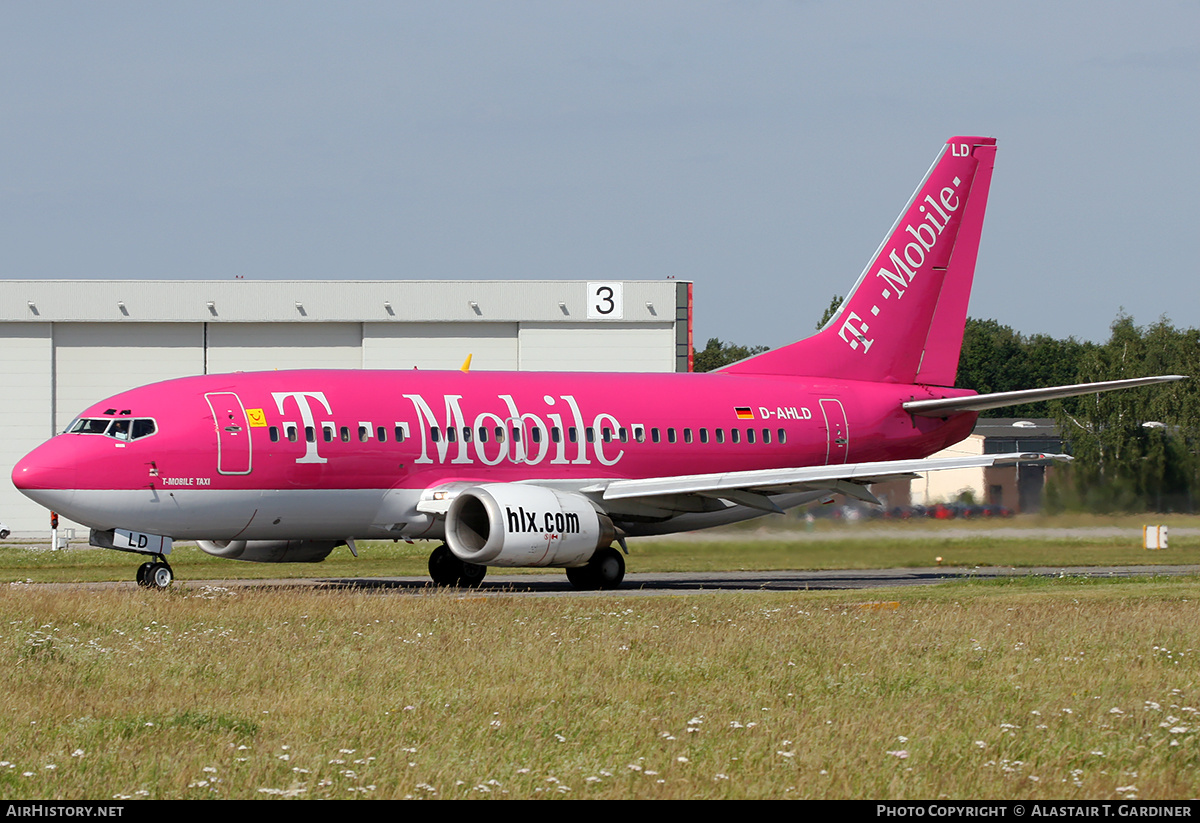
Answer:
[1, 279, 693, 535]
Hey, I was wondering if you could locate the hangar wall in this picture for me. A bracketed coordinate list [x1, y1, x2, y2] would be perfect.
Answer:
[0, 280, 691, 535]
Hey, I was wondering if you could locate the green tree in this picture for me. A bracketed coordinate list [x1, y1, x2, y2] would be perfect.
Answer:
[955, 318, 1094, 417]
[1054, 314, 1199, 512]
[816, 295, 844, 330]
[692, 338, 769, 372]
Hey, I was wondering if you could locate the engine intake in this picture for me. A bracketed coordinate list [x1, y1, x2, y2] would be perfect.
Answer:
[445, 484, 614, 567]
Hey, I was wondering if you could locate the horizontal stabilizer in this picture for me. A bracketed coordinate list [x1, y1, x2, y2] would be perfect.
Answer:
[903, 375, 1187, 418]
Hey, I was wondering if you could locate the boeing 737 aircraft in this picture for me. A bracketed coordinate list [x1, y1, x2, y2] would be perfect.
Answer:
[11, 136, 1183, 589]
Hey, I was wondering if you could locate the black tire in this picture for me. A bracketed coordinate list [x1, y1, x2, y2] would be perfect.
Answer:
[428, 544, 462, 587]
[458, 561, 487, 588]
[567, 547, 625, 590]
[590, 546, 625, 590]
[136, 562, 154, 588]
[565, 564, 595, 590]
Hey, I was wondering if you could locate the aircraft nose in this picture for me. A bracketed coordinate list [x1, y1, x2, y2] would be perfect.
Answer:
[11, 441, 78, 510]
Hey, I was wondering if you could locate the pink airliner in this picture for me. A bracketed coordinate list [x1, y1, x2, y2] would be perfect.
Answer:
[11, 137, 1182, 589]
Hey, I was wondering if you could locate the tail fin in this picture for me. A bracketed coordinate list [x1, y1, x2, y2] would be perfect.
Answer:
[724, 136, 997, 385]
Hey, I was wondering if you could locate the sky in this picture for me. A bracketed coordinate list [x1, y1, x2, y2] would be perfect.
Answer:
[2, 1, 1197, 350]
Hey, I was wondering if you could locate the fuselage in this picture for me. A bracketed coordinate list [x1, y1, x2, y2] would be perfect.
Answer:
[12, 368, 977, 541]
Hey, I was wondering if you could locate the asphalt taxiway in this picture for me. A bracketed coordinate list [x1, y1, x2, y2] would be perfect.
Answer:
[27, 564, 1195, 596]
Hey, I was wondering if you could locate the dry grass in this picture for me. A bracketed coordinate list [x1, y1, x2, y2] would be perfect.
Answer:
[1, 577, 1197, 799]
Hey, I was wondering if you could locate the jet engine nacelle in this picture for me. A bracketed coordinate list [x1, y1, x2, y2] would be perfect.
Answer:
[196, 539, 341, 563]
[445, 484, 615, 567]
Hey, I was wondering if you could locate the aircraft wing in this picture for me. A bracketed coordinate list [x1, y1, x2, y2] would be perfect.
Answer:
[588, 451, 1070, 512]
[903, 375, 1186, 417]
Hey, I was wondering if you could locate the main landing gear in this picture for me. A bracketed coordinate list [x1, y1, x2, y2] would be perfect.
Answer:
[425, 544, 626, 591]
[565, 546, 625, 591]
[135, 558, 173, 590]
[428, 544, 487, 588]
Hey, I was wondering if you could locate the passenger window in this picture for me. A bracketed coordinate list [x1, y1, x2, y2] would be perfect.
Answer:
[446, 427, 457, 443]
[394, 424, 407, 443]
[586, 428, 595, 443]
[731, 429, 740, 444]
[602, 427, 612, 443]
[323, 424, 334, 443]
[651, 428, 660, 443]
[778, 428, 787, 444]
[716, 428, 725, 444]
[359, 425, 369, 443]
[511, 428, 521, 443]
[495, 427, 505, 442]
[762, 429, 771, 444]
[431, 427, 441, 443]
[667, 428, 676, 444]
[462, 427, 472, 443]
[551, 427, 561, 443]
[531, 427, 542, 443]
[377, 426, 388, 442]
[269, 426, 279, 443]
[305, 426, 315, 443]
[746, 428, 756, 444]
[699, 428, 709, 444]
[634, 426, 645, 443]
[286, 424, 298, 443]
[568, 427, 577, 443]
[478, 427, 489, 443]
[341, 426, 351, 442]
[619, 427, 628, 443]
[683, 428, 693, 444]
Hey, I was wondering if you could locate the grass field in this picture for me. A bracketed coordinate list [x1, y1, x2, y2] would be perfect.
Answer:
[1, 516, 1197, 800]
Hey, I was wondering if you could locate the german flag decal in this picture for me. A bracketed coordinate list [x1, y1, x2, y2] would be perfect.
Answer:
[735, 407, 754, 420]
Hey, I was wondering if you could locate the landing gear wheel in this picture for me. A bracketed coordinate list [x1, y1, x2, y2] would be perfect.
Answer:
[590, 546, 625, 590]
[428, 544, 487, 588]
[566, 546, 625, 590]
[135, 562, 154, 588]
[565, 564, 595, 590]
[428, 545, 460, 586]
[458, 560, 487, 588]
[148, 562, 173, 590]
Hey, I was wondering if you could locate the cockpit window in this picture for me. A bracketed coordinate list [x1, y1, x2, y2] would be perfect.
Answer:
[69, 418, 112, 435]
[68, 417, 158, 441]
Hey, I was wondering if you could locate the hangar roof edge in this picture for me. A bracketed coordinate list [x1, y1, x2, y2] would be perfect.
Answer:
[0, 280, 690, 324]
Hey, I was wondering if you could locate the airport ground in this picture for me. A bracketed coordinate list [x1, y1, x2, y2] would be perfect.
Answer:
[1, 511, 1197, 585]
[1, 514, 1197, 799]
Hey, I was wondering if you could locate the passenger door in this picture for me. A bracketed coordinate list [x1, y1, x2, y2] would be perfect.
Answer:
[206, 392, 252, 475]
[819, 398, 849, 465]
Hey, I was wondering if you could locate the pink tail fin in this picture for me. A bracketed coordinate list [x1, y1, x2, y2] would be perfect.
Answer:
[724, 136, 997, 386]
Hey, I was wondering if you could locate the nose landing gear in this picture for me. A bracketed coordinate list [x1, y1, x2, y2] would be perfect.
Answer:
[135, 558, 174, 589]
